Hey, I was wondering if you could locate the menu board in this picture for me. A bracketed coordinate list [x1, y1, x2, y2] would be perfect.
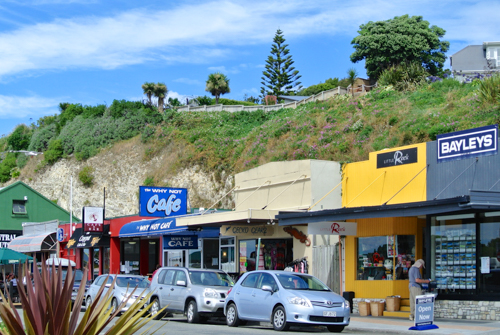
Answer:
[434, 229, 476, 290]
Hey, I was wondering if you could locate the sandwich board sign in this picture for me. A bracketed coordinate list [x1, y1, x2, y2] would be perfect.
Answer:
[409, 294, 439, 331]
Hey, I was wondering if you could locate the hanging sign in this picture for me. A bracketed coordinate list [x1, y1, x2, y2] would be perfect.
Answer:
[307, 221, 357, 236]
[83, 206, 104, 232]
[437, 124, 498, 163]
[139, 186, 188, 217]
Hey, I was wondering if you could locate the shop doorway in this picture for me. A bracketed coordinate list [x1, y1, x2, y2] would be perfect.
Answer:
[165, 250, 185, 267]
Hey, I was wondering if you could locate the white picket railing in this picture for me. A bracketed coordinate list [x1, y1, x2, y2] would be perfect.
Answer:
[177, 86, 351, 113]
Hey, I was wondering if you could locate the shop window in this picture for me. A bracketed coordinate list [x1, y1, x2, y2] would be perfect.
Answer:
[93, 249, 99, 279]
[431, 215, 476, 295]
[357, 235, 415, 280]
[203, 239, 219, 269]
[479, 217, 500, 294]
[103, 247, 110, 274]
[12, 200, 27, 214]
[189, 250, 202, 268]
[220, 237, 235, 273]
[239, 239, 293, 273]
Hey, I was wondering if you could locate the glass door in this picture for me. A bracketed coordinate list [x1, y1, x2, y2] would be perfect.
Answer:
[165, 250, 185, 267]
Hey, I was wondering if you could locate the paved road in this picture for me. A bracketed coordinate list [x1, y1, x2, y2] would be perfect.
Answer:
[103, 314, 375, 334]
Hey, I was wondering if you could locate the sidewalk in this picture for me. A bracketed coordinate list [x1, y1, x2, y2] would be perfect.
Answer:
[348, 315, 500, 335]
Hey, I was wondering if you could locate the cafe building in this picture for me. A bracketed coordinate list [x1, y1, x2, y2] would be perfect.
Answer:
[278, 125, 500, 320]
[177, 159, 343, 287]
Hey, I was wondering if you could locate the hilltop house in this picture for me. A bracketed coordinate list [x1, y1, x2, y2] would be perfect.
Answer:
[451, 41, 500, 82]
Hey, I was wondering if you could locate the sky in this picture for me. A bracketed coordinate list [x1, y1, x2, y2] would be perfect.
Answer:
[0, 0, 498, 138]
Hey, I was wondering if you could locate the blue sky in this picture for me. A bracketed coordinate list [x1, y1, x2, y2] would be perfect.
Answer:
[0, 0, 498, 137]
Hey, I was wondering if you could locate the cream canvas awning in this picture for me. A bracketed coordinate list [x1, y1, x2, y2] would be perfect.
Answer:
[176, 209, 280, 227]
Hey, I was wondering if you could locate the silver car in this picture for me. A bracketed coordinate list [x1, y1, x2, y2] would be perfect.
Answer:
[85, 274, 151, 314]
[224, 270, 350, 332]
[149, 267, 234, 323]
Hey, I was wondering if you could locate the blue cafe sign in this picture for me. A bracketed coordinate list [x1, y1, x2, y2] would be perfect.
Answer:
[437, 124, 498, 163]
[164, 235, 198, 250]
[139, 186, 188, 217]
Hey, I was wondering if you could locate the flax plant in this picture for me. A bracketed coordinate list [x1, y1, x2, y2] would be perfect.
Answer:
[0, 261, 165, 335]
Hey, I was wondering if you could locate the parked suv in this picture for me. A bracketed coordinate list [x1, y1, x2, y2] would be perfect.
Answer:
[149, 267, 234, 323]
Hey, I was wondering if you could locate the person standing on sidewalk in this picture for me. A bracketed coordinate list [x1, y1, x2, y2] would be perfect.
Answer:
[408, 259, 431, 321]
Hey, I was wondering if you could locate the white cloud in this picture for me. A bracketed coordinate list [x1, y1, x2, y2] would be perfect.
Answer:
[0, 0, 496, 78]
[0, 94, 60, 119]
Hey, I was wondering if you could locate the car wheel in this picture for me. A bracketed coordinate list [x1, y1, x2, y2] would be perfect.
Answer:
[186, 300, 201, 324]
[327, 325, 345, 333]
[272, 305, 290, 331]
[226, 303, 241, 327]
[86, 296, 92, 308]
[111, 298, 120, 315]
[150, 298, 164, 320]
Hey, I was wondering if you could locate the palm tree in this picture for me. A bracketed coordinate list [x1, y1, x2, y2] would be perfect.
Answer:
[205, 72, 230, 104]
[154, 83, 168, 113]
[347, 68, 358, 97]
[142, 82, 155, 105]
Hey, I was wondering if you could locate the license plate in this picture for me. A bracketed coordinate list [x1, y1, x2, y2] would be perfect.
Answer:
[323, 311, 336, 317]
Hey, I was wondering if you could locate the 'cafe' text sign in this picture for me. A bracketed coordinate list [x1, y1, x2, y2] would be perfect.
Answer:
[139, 186, 188, 217]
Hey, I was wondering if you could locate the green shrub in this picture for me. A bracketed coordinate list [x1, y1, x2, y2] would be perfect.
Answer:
[7, 124, 32, 150]
[143, 176, 155, 186]
[79, 166, 94, 187]
[28, 123, 58, 152]
[478, 74, 500, 103]
[16, 154, 28, 169]
[0, 153, 17, 182]
[378, 62, 428, 91]
[43, 139, 64, 164]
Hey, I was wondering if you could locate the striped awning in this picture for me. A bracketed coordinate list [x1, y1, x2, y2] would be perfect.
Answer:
[8, 232, 57, 253]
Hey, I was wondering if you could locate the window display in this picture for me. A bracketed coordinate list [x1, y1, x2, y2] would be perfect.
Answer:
[238, 239, 292, 273]
[431, 220, 476, 294]
[357, 235, 415, 280]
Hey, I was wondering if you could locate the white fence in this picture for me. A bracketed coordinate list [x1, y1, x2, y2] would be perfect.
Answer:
[177, 86, 350, 113]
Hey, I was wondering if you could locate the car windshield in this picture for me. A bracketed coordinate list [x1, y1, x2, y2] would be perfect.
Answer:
[276, 273, 331, 291]
[60, 269, 83, 281]
[189, 271, 234, 287]
[115, 277, 150, 288]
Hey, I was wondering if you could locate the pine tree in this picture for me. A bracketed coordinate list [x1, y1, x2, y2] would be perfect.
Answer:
[261, 29, 302, 98]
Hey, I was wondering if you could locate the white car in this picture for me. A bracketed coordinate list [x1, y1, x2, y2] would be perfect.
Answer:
[85, 274, 150, 314]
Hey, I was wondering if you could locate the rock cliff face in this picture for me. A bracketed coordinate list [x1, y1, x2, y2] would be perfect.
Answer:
[6, 137, 233, 220]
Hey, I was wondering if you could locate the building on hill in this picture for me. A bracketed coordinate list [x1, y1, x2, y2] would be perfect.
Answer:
[3, 181, 78, 260]
[451, 41, 500, 82]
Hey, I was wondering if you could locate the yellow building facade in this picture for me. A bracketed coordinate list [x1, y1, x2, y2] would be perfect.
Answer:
[342, 143, 427, 299]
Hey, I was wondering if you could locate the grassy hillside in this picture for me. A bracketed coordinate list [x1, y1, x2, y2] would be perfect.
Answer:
[1, 78, 499, 185]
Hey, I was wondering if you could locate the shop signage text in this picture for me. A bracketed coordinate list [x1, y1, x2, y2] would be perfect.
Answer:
[307, 221, 357, 236]
[0, 232, 20, 248]
[220, 225, 274, 236]
[83, 206, 104, 233]
[164, 235, 198, 249]
[377, 148, 418, 168]
[414, 294, 435, 327]
[437, 125, 498, 162]
[139, 186, 188, 217]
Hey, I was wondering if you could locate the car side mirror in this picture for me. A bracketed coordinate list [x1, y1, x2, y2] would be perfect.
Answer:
[176, 280, 187, 287]
[261, 285, 274, 293]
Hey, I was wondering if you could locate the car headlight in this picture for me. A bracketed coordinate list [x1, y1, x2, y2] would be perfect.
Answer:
[287, 296, 310, 307]
[204, 288, 218, 298]
[344, 300, 350, 309]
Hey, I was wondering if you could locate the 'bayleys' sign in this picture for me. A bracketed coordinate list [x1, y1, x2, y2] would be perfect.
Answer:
[437, 125, 498, 162]
[377, 148, 418, 168]
[139, 186, 188, 217]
